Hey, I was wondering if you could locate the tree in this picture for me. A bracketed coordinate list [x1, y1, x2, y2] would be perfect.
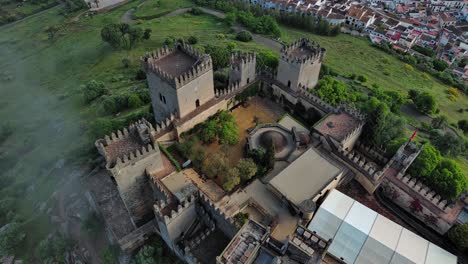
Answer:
[449, 223, 468, 251]
[458, 120, 468, 134]
[143, 29, 152, 40]
[362, 97, 406, 148]
[216, 111, 239, 145]
[257, 50, 279, 69]
[225, 12, 237, 26]
[82, 80, 107, 102]
[187, 36, 198, 44]
[431, 115, 448, 129]
[101, 246, 118, 264]
[0, 222, 25, 255]
[432, 133, 465, 157]
[199, 119, 217, 144]
[357, 75, 368, 83]
[314, 76, 350, 106]
[223, 168, 241, 191]
[202, 153, 229, 179]
[413, 91, 438, 115]
[131, 240, 170, 264]
[236, 158, 257, 181]
[128, 94, 144, 108]
[204, 44, 230, 70]
[432, 59, 449, 72]
[36, 235, 71, 263]
[101, 23, 143, 50]
[429, 158, 466, 199]
[45, 25, 60, 42]
[236, 30, 253, 42]
[409, 143, 441, 178]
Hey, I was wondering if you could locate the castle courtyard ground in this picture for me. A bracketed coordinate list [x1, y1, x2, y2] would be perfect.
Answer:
[203, 96, 285, 185]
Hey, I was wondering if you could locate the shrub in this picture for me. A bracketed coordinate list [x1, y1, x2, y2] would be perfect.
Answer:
[223, 168, 241, 191]
[187, 35, 198, 44]
[357, 75, 368, 83]
[447, 87, 461, 99]
[449, 223, 468, 251]
[127, 94, 144, 108]
[135, 69, 146, 80]
[404, 64, 414, 72]
[458, 120, 468, 134]
[158, 143, 182, 171]
[237, 158, 257, 181]
[190, 7, 203, 15]
[143, 28, 152, 40]
[236, 30, 253, 42]
[0, 222, 26, 255]
[82, 80, 107, 103]
[121, 58, 130, 68]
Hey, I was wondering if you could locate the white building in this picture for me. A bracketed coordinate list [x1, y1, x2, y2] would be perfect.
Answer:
[307, 190, 458, 264]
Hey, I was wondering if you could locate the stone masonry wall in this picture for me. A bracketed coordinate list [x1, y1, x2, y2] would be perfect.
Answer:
[176, 70, 215, 119]
[147, 71, 180, 123]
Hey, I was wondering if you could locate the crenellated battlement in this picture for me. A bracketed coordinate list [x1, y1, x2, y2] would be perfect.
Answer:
[281, 38, 325, 65]
[338, 148, 383, 181]
[199, 192, 236, 226]
[141, 43, 212, 90]
[395, 173, 453, 212]
[215, 81, 241, 98]
[154, 194, 198, 224]
[94, 118, 159, 168]
[230, 52, 256, 71]
[298, 85, 334, 113]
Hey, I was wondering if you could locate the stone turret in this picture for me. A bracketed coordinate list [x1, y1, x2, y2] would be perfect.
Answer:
[141, 42, 215, 123]
[229, 52, 256, 87]
[95, 118, 164, 227]
[277, 38, 326, 91]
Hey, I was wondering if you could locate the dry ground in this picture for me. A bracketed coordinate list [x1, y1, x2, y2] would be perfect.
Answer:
[203, 96, 285, 186]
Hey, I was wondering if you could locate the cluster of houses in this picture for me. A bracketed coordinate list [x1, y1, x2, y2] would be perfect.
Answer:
[246, 0, 468, 80]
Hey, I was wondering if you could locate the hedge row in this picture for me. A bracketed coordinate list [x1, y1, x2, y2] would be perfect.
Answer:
[158, 143, 182, 172]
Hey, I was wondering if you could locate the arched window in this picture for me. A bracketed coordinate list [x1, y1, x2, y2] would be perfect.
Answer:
[195, 99, 200, 108]
[247, 78, 250, 84]
[287, 80, 291, 88]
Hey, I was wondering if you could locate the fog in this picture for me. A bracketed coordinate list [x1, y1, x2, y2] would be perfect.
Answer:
[0, 17, 96, 260]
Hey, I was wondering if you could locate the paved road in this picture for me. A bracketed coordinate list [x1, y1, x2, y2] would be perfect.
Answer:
[0, 4, 61, 30]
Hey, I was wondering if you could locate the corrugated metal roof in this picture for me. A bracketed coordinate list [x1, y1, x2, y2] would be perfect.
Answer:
[307, 190, 457, 264]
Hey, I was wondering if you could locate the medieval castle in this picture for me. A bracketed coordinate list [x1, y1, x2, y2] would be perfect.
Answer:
[91, 39, 463, 263]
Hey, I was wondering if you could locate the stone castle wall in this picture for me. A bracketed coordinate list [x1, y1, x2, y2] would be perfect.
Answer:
[147, 71, 180, 122]
[199, 192, 238, 238]
[229, 52, 256, 87]
[176, 70, 215, 118]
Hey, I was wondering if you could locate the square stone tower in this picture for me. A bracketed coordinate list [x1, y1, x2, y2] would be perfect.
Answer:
[141, 43, 215, 123]
[229, 52, 256, 87]
[276, 38, 326, 91]
[95, 119, 164, 227]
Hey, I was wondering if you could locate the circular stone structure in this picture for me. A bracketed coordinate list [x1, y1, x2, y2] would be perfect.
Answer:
[247, 124, 296, 160]
[259, 130, 288, 153]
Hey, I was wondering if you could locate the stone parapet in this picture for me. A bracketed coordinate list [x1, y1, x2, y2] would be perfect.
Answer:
[280, 38, 325, 65]
[141, 43, 212, 89]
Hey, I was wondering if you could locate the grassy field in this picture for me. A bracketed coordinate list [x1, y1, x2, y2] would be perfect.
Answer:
[133, 0, 193, 18]
[0, 0, 57, 25]
[279, 27, 468, 126]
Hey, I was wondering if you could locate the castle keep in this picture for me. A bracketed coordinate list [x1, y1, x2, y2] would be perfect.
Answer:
[91, 40, 461, 264]
[276, 38, 325, 91]
[142, 43, 215, 123]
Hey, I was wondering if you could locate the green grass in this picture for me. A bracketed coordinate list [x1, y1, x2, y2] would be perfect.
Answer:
[279, 27, 468, 126]
[0, 0, 57, 25]
[132, 0, 193, 19]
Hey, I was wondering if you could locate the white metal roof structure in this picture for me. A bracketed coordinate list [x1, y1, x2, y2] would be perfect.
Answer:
[307, 190, 457, 264]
